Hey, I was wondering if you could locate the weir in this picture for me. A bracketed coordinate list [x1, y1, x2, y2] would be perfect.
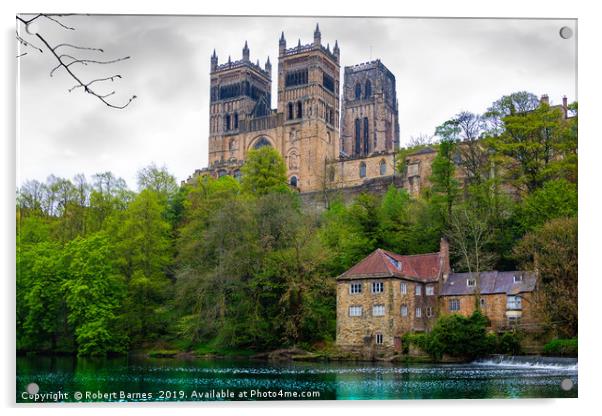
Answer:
[473, 355, 577, 370]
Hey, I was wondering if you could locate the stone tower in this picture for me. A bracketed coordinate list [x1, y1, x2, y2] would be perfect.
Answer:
[208, 42, 272, 167]
[277, 24, 340, 191]
[340, 60, 400, 157]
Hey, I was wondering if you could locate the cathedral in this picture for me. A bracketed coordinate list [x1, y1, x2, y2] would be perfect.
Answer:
[188, 24, 402, 195]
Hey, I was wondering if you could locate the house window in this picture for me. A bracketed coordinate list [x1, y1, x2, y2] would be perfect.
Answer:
[507, 316, 521, 327]
[425, 285, 434, 296]
[426, 307, 433, 318]
[379, 159, 386, 175]
[349, 306, 363, 317]
[349, 282, 362, 294]
[290, 176, 298, 187]
[371, 281, 384, 293]
[467, 279, 476, 287]
[480, 297, 486, 308]
[449, 298, 460, 311]
[375, 333, 384, 345]
[400, 282, 407, 294]
[415, 285, 422, 296]
[387, 255, 401, 270]
[401, 304, 408, 317]
[355, 82, 362, 99]
[513, 274, 523, 283]
[372, 304, 385, 316]
[359, 162, 367, 178]
[507, 295, 522, 310]
[415, 307, 422, 318]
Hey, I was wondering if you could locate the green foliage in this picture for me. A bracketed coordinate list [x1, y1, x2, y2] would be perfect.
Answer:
[429, 139, 460, 221]
[518, 179, 577, 232]
[496, 331, 522, 355]
[241, 147, 289, 196]
[542, 338, 578, 357]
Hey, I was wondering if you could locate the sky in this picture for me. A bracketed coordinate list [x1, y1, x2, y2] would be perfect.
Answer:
[16, 15, 577, 188]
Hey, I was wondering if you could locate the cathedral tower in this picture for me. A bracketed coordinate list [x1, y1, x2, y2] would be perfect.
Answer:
[340, 60, 400, 157]
[208, 42, 272, 167]
[277, 24, 340, 190]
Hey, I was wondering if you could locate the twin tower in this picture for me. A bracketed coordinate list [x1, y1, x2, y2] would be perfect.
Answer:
[204, 24, 400, 193]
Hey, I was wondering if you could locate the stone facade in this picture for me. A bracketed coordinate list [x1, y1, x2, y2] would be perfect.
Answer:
[336, 242, 539, 354]
[187, 24, 403, 194]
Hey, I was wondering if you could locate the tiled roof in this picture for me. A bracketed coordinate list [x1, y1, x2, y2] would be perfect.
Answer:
[440, 271, 536, 296]
[337, 248, 441, 282]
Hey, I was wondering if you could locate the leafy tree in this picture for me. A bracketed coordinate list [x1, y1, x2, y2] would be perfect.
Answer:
[518, 178, 577, 231]
[137, 163, 178, 199]
[513, 217, 577, 337]
[241, 147, 289, 196]
[429, 139, 460, 221]
[62, 233, 127, 355]
[424, 311, 491, 360]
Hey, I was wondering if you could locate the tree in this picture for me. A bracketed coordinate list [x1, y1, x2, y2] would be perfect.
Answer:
[62, 233, 127, 355]
[513, 217, 577, 337]
[518, 179, 577, 232]
[137, 163, 178, 199]
[429, 139, 460, 221]
[16, 14, 136, 109]
[241, 147, 289, 196]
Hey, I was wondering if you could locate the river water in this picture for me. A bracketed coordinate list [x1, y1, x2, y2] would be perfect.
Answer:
[16, 355, 577, 402]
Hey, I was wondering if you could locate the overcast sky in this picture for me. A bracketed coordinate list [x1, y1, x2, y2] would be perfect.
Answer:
[17, 15, 577, 188]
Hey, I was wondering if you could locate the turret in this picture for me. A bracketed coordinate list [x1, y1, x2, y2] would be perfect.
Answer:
[211, 49, 218, 71]
[333, 40, 340, 61]
[242, 40, 250, 61]
[279, 31, 286, 55]
[313, 23, 321, 46]
[265, 56, 272, 74]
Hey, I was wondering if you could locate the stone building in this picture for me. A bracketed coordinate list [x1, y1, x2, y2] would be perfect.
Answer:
[187, 24, 401, 194]
[335, 239, 539, 354]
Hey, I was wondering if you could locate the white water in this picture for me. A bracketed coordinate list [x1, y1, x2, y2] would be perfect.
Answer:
[473, 356, 577, 371]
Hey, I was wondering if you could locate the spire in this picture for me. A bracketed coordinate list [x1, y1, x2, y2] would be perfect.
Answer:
[210, 49, 218, 71]
[265, 55, 272, 73]
[333, 40, 340, 60]
[313, 23, 321, 46]
[279, 31, 286, 55]
[242, 40, 250, 61]
[297, 38, 301, 48]
[326, 42, 330, 52]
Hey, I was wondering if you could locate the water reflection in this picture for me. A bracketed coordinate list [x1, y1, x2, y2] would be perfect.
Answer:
[16, 355, 577, 402]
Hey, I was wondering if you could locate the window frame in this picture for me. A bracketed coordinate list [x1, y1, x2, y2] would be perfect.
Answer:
[401, 304, 408, 317]
[449, 298, 460, 312]
[349, 282, 362, 294]
[375, 333, 384, 345]
[372, 304, 385, 317]
[415, 307, 422, 318]
[348, 305, 363, 317]
[371, 281, 384, 294]
[400, 282, 407, 294]
[425, 285, 434, 296]
[415, 285, 422, 296]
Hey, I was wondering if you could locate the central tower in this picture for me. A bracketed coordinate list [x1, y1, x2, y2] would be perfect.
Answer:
[277, 24, 340, 191]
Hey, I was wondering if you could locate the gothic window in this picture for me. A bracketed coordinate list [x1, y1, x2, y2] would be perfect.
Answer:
[290, 176, 298, 187]
[323, 72, 335, 93]
[225, 114, 231, 131]
[285, 68, 309, 87]
[363, 117, 369, 154]
[297, 101, 303, 119]
[379, 159, 386, 175]
[365, 80, 372, 98]
[229, 139, 236, 151]
[327, 132, 331, 144]
[253, 136, 271, 149]
[354, 82, 362, 100]
[359, 162, 366, 178]
[233, 112, 239, 129]
[354, 118, 361, 155]
[287, 102, 294, 120]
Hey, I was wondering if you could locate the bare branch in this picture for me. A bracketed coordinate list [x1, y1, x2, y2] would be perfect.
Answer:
[43, 14, 76, 30]
[54, 43, 104, 53]
[17, 52, 27, 58]
[16, 30, 43, 53]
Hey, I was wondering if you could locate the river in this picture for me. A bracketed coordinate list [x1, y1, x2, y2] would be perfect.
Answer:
[16, 355, 577, 402]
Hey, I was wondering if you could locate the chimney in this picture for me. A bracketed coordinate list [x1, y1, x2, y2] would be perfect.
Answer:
[439, 237, 451, 280]
[540, 94, 550, 106]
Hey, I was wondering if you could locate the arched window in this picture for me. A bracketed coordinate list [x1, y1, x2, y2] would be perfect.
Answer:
[233, 170, 241, 181]
[363, 117, 369, 154]
[359, 162, 367, 178]
[354, 118, 361, 155]
[379, 159, 387, 175]
[365, 80, 372, 98]
[253, 136, 271, 149]
[229, 139, 236, 151]
[234, 112, 239, 129]
[287, 102, 294, 120]
[297, 101, 303, 119]
[290, 176, 298, 187]
[225, 114, 231, 131]
[354, 82, 362, 100]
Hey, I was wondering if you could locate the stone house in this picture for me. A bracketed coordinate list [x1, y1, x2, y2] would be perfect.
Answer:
[335, 239, 538, 353]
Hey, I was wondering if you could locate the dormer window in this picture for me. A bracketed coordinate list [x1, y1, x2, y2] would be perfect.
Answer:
[467, 279, 476, 287]
[513, 274, 523, 283]
[387, 255, 402, 271]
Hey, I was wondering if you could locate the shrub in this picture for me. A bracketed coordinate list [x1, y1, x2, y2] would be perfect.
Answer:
[496, 331, 522, 355]
[543, 338, 578, 356]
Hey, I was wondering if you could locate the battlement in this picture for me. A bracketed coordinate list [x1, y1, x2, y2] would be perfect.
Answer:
[345, 60, 383, 73]
[212, 59, 271, 78]
[281, 42, 338, 62]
